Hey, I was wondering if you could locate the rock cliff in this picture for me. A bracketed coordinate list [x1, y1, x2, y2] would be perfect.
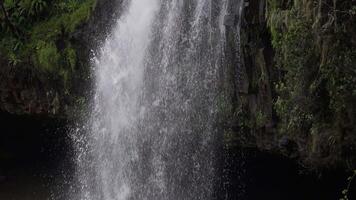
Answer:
[222, 0, 356, 170]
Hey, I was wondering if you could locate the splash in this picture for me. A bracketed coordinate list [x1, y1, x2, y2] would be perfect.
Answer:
[74, 0, 233, 199]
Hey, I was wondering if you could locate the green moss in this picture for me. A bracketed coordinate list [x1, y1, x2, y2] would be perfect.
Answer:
[64, 46, 77, 71]
[255, 111, 267, 128]
[59, 68, 70, 88]
[36, 41, 60, 72]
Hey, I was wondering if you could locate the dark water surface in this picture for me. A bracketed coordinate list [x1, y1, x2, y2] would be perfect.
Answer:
[0, 112, 73, 200]
[222, 147, 355, 200]
[0, 112, 354, 200]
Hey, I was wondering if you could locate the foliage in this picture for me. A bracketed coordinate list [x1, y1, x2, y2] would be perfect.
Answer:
[65, 46, 77, 71]
[255, 111, 268, 128]
[0, 0, 96, 78]
[267, 0, 356, 142]
[36, 41, 60, 72]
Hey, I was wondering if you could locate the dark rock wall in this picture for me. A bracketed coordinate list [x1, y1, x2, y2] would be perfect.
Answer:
[0, 57, 62, 115]
[223, 0, 356, 170]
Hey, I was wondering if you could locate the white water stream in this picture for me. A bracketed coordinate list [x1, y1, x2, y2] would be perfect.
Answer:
[73, 0, 237, 199]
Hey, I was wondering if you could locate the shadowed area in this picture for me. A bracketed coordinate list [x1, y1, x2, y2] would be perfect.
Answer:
[0, 110, 355, 199]
[221, 146, 356, 200]
[0, 112, 73, 200]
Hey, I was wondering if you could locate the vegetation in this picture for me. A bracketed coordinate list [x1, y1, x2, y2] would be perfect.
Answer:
[0, 0, 96, 76]
[266, 0, 356, 166]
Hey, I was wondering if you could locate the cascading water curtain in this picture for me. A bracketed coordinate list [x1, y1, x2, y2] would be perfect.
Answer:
[72, 0, 234, 199]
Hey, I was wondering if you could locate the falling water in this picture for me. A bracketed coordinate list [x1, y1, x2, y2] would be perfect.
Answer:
[72, 0, 243, 199]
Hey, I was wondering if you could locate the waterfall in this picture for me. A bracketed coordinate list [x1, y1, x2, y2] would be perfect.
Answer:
[72, 0, 242, 199]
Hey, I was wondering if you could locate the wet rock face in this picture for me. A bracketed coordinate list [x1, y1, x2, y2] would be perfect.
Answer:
[222, 1, 276, 148]
[225, 0, 356, 170]
[0, 60, 61, 116]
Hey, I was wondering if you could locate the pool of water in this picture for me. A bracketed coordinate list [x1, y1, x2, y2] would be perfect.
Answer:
[0, 112, 354, 200]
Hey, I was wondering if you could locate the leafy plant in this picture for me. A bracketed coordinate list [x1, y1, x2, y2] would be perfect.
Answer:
[8, 52, 21, 66]
[1, 0, 97, 72]
[30, 0, 47, 15]
[36, 41, 60, 72]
